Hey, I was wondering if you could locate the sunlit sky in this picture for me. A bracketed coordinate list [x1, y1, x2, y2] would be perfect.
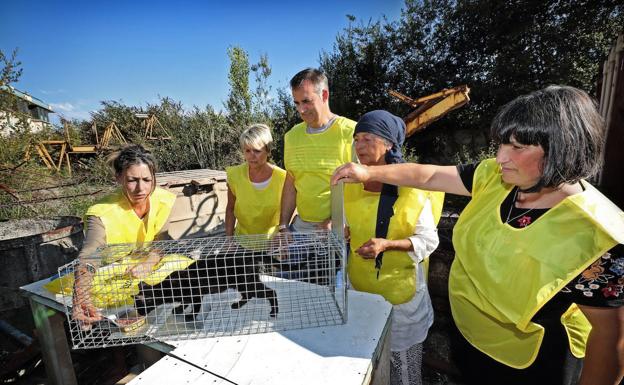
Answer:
[1, 0, 403, 124]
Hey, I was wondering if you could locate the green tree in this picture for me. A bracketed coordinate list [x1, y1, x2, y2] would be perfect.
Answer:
[433, 0, 624, 131]
[225, 46, 252, 130]
[320, 0, 623, 163]
[0, 48, 38, 166]
[320, 15, 399, 119]
[0, 48, 26, 132]
[251, 53, 273, 122]
[0, 48, 22, 87]
[269, 87, 299, 167]
[155, 100, 240, 171]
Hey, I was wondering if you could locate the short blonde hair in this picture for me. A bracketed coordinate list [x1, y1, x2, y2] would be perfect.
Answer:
[240, 123, 273, 153]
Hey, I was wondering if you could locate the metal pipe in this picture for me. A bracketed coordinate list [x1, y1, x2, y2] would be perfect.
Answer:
[0, 319, 33, 346]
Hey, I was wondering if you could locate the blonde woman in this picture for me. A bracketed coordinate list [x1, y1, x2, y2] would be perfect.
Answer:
[226, 124, 287, 238]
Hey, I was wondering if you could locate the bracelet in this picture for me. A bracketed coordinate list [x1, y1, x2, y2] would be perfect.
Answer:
[85, 263, 96, 274]
[278, 224, 288, 232]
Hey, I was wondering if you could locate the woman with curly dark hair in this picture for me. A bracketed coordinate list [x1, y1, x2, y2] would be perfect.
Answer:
[70, 144, 183, 329]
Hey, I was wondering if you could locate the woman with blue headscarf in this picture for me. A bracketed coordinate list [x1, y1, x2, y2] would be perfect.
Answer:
[344, 110, 444, 385]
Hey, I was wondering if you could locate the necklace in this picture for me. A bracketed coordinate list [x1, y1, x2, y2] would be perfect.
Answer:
[505, 188, 535, 224]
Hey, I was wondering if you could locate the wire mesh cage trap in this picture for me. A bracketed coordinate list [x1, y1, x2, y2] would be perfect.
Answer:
[56, 230, 347, 349]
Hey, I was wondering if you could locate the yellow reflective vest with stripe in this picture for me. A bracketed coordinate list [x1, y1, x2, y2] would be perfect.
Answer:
[345, 183, 444, 305]
[451, 158, 624, 368]
[284, 117, 355, 222]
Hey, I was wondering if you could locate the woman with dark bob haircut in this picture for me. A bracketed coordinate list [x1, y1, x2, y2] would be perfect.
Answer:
[333, 85, 624, 385]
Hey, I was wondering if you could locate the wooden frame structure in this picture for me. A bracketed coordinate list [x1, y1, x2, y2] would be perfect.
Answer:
[598, 33, 624, 209]
[28, 121, 127, 176]
[136, 113, 171, 140]
[28, 113, 171, 175]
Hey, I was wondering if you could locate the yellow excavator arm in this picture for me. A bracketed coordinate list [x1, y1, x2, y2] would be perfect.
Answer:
[390, 85, 470, 137]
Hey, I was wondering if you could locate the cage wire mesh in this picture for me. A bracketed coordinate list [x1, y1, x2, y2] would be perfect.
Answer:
[58, 230, 347, 349]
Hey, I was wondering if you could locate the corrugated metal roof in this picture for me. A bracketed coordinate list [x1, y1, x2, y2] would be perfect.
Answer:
[0, 85, 54, 112]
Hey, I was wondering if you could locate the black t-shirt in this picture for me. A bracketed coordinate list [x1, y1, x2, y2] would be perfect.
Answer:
[457, 162, 624, 314]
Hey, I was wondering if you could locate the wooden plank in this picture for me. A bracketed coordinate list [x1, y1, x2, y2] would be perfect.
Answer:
[65, 152, 72, 177]
[40, 140, 66, 144]
[35, 144, 54, 169]
[56, 143, 66, 171]
[156, 169, 226, 186]
[70, 145, 97, 153]
[405, 91, 469, 136]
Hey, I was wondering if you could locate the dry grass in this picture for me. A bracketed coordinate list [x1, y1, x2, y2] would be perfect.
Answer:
[0, 161, 115, 221]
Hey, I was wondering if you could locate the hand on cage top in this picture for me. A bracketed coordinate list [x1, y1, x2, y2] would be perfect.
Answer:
[331, 162, 370, 185]
[317, 219, 332, 231]
[269, 231, 293, 261]
[356, 238, 387, 259]
[126, 251, 161, 279]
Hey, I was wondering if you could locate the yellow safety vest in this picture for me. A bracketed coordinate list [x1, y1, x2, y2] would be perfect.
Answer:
[451, 158, 624, 368]
[46, 254, 196, 308]
[45, 187, 195, 307]
[86, 186, 176, 248]
[226, 163, 287, 237]
[345, 183, 444, 305]
[284, 116, 355, 222]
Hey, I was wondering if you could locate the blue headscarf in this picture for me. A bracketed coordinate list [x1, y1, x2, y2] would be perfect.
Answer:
[354, 110, 406, 164]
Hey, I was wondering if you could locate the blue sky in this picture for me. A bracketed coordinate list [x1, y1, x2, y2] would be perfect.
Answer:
[1, 0, 403, 124]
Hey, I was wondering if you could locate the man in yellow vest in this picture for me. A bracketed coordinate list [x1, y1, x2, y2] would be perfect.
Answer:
[279, 68, 356, 232]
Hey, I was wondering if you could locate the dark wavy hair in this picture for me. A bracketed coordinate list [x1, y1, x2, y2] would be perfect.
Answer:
[491, 85, 605, 192]
[110, 144, 157, 191]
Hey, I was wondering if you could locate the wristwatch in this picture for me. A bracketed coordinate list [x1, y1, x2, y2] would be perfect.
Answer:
[278, 224, 289, 232]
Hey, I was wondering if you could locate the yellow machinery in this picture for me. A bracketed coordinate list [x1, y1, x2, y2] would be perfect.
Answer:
[390, 85, 470, 137]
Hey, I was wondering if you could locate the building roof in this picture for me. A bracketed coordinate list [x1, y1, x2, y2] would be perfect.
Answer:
[0, 85, 54, 112]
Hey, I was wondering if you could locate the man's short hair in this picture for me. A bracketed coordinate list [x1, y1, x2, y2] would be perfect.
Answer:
[289, 68, 328, 96]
